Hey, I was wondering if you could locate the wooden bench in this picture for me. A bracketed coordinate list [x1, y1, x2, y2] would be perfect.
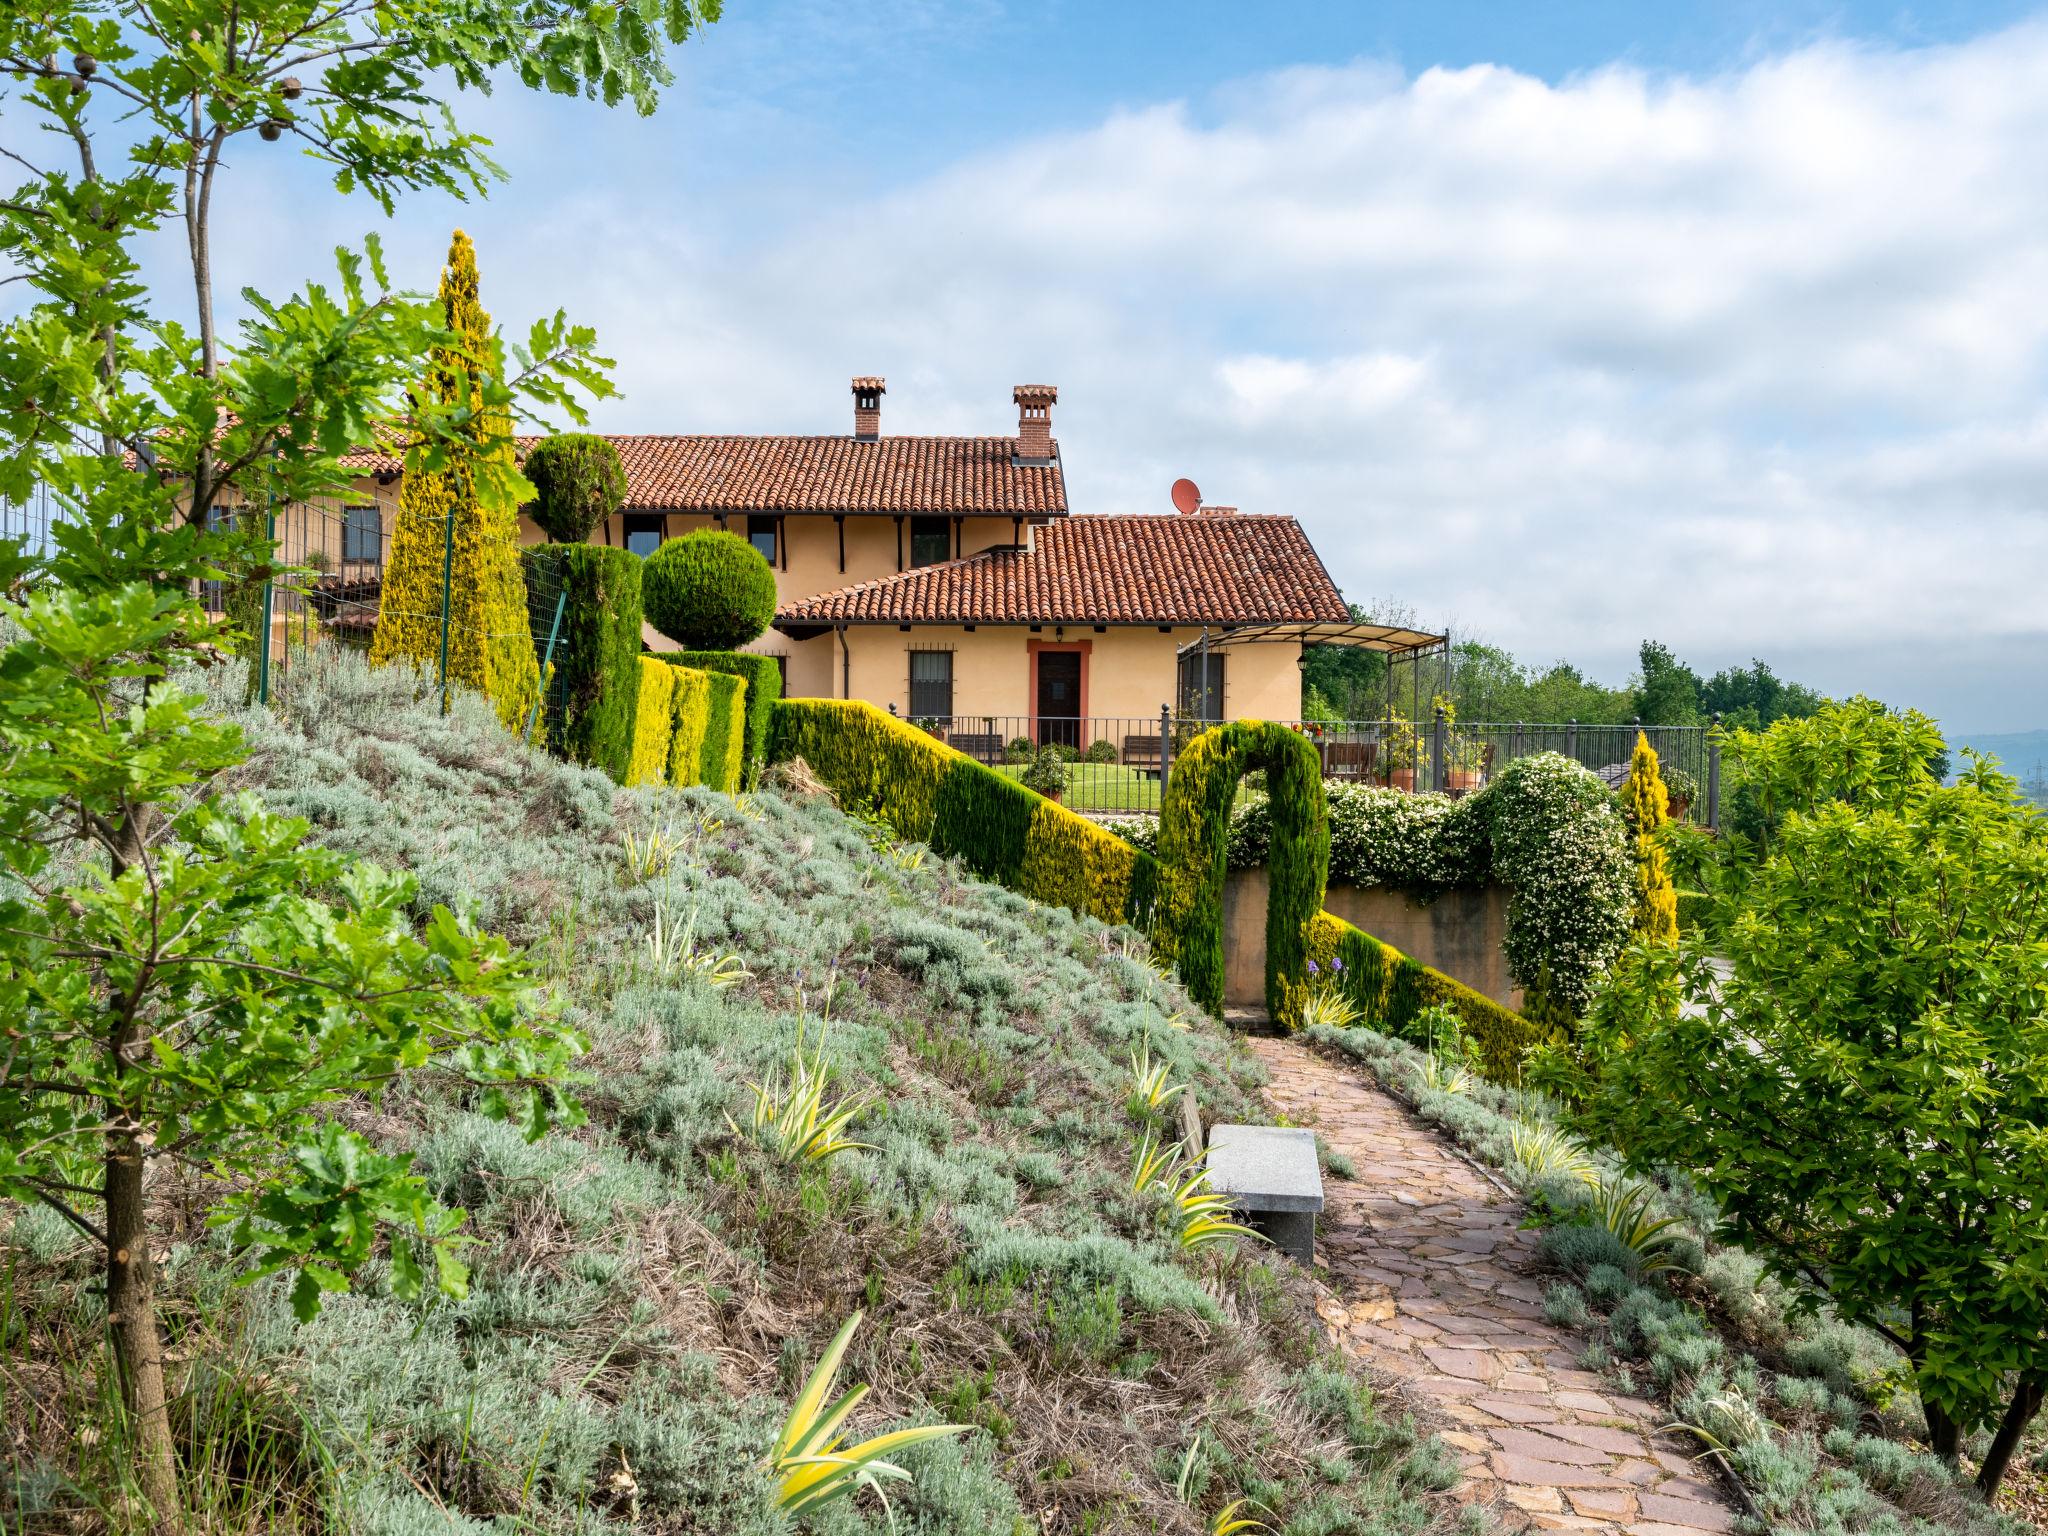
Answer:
[950, 732, 1004, 765]
[1323, 741, 1377, 781]
[1205, 1124, 1324, 1264]
[1123, 734, 1164, 773]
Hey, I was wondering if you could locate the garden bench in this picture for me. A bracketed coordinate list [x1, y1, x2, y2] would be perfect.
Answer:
[1122, 735, 1164, 773]
[949, 733, 1004, 765]
[1204, 1124, 1323, 1264]
[1323, 741, 1377, 781]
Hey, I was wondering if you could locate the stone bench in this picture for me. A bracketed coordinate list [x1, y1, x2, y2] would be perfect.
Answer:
[1204, 1124, 1323, 1264]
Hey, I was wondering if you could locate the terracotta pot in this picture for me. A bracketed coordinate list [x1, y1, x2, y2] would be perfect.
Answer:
[1446, 769, 1482, 793]
[1667, 794, 1692, 820]
[1386, 768, 1415, 792]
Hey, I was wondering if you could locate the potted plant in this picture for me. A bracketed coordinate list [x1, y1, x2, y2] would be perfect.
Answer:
[1021, 744, 1069, 804]
[1662, 766, 1699, 822]
[1380, 713, 1419, 792]
[912, 715, 946, 743]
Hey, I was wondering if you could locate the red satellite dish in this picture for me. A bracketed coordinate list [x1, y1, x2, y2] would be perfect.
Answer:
[1170, 477, 1202, 514]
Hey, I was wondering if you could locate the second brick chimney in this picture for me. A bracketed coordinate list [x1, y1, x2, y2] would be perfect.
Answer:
[852, 376, 885, 441]
[1013, 384, 1057, 465]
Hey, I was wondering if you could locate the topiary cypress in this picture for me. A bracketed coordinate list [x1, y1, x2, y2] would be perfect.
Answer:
[641, 529, 777, 652]
[524, 433, 627, 544]
[520, 543, 642, 780]
[1622, 732, 1679, 945]
[369, 230, 540, 733]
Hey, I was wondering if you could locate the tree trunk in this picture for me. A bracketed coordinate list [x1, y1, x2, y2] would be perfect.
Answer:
[106, 1129, 180, 1528]
[1977, 1373, 2046, 1499]
[1924, 1399, 1963, 1467]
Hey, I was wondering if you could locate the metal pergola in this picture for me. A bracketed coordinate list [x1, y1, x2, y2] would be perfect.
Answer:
[1174, 619, 1452, 722]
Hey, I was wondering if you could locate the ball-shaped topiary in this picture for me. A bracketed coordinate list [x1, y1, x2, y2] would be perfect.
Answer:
[642, 528, 778, 651]
[524, 433, 627, 544]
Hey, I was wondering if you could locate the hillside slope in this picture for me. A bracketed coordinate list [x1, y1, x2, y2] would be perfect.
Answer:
[7, 655, 1460, 1536]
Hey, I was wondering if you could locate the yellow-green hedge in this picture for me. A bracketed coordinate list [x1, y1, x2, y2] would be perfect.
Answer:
[702, 672, 747, 795]
[769, 699, 1160, 928]
[1303, 911, 1555, 1083]
[626, 657, 678, 787]
[667, 666, 710, 787]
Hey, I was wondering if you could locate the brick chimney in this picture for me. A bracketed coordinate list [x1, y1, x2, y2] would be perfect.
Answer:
[1013, 384, 1057, 465]
[852, 376, 885, 441]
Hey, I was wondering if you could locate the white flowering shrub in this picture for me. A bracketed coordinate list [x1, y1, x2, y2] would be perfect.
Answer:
[1110, 755, 1631, 1019]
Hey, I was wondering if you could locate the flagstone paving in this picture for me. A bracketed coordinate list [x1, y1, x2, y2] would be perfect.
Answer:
[1247, 1037, 1739, 1536]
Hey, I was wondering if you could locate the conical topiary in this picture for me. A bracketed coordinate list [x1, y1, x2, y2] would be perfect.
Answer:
[1622, 731, 1679, 945]
[370, 230, 540, 732]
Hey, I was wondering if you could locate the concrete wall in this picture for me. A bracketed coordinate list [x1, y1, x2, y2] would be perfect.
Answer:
[1220, 866, 1522, 1012]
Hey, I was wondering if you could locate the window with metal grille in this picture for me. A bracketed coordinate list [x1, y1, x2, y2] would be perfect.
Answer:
[909, 516, 951, 567]
[908, 650, 953, 721]
[343, 504, 382, 563]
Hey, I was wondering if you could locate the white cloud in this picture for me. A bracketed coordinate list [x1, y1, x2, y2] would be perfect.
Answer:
[180, 16, 2048, 726]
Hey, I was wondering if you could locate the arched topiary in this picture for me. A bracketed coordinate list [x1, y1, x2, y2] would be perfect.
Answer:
[642, 529, 777, 651]
[525, 433, 627, 544]
[1153, 721, 1329, 1022]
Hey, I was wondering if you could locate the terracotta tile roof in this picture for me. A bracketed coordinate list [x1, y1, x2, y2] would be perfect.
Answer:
[777, 513, 1348, 627]
[339, 433, 1066, 516]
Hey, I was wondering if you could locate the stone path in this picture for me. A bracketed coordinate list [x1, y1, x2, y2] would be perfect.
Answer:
[1248, 1037, 1738, 1536]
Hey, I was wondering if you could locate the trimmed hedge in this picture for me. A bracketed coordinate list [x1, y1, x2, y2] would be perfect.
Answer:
[524, 432, 627, 545]
[1154, 721, 1330, 1022]
[1304, 912, 1554, 1083]
[519, 543, 643, 781]
[642, 529, 776, 652]
[673, 650, 781, 788]
[667, 666, 710, 788]
[702, 672, 747, 794]
[769, 699, 1159, 929]
[627, 657, 678, 787]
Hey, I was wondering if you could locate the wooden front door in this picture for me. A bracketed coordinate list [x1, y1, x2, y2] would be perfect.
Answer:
[1036, 651, 1082, 748]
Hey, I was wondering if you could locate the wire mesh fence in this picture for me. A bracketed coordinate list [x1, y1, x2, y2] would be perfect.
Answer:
[889, 709, 1720, 825]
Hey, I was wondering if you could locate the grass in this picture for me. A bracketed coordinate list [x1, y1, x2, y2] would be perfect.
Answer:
[991, 762, 1166, 813]
[3, 651, 1464, 1536]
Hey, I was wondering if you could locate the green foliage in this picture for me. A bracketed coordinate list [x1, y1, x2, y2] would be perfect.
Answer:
[1082, 738, 1119, 765]
[520, 542, 643, 778]
[368, 231, 541, 734]
[641, 529, 777, 652]
[1019, 744, 1070, 797]
[674, 650, 782, 788]
[523, 431, 627, 543]
[1552, 697, 2048, 1494]
[1152, 722, 1329, 1022]
[769, 700, 1161, 930]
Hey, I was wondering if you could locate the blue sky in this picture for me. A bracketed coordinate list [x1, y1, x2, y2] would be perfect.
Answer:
[34, 1, 2048, 731]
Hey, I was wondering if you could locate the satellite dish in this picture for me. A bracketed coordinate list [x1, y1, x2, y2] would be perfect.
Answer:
[1170, 477, 1202, 515]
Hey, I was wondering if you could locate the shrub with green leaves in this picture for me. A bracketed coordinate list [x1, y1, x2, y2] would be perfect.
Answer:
[642, 528, 777, 651]
[523, 431, 628, 544]
[1552, 697, 2048, 1495]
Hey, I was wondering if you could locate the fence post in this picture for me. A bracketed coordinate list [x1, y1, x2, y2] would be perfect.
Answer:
[1565, 718, 1578, 764]
[256, 501, 276, 706]
[1707, 713, 1722, 833]
[1160, 703, 1173, 805]
[1432, 705, 1448, 792]
[523, 587, 567, 747]
[436, 509, 455, 712]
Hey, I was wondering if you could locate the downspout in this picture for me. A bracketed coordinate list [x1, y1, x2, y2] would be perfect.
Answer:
[837, 622, 851, 699]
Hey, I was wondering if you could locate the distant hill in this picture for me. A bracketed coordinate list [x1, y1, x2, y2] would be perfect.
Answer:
[1946, 730, 2048, 803]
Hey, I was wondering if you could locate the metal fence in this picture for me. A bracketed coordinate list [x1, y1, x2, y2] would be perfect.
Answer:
[888, 707, 1720, 826]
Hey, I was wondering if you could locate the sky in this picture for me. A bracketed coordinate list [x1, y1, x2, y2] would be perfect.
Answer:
[51, 1, 2048, 730]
